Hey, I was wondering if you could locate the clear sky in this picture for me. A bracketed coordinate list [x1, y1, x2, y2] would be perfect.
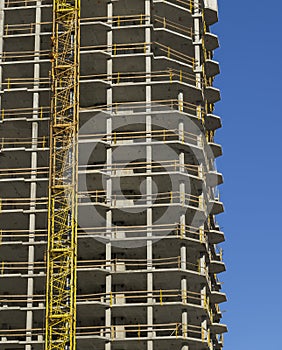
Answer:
[214, 0, 282, 348]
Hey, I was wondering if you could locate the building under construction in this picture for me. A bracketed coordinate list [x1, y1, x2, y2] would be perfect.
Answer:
[0, 0, 227, 349]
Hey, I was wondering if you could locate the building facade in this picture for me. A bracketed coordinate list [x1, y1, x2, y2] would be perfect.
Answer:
[0, 0, 227, 349]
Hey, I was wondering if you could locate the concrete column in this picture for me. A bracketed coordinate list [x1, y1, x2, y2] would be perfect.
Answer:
[182, 309, 188, 338]
[180, 212, 185, 241]
[178, 119, 184, 143]
[201, 285, 207, 309]
[181, 277, 187, 303]
[145, 0, 151, 107]
[26, 2, 41, 348]
[193, 0, 203, 121]
[106, 115, 112, 217]
[105, 242, 112, 350]
[105, 4, 113, 350]
[178, 91, 184, 112]
[179, 149, 185, 173]
[180, 245, 186, 270]
[145, 2, 153, 349]
[199, 253, 206, 275]
[0, 0, 4, 107]
[201, 319, 208, 342]
[107, 1, 113, 110]
[179, 181, 185, 211]
[180, 249, 188, 349]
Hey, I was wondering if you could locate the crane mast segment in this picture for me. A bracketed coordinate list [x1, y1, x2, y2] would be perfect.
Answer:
[45, 1, 80, 349]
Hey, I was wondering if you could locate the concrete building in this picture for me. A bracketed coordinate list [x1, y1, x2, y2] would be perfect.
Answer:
[0, 0, 227, 349]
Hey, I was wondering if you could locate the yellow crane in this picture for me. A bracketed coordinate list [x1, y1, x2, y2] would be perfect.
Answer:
[45, 1, 80, 349]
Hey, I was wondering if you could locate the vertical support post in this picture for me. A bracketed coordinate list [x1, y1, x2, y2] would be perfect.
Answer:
[145, 2, 153, 350]
[182, 309, 188, 338]
[105, 4, 113, 350]
[26, 2, 41, 349]
[178, 91, 184, 112]
[199, 253, 206, 275]
[180, 245, 186, 271]
[193, 0, 203, 121]
[0, 0, 4, 111]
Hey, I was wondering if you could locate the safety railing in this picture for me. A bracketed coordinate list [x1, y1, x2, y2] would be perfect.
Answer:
[4, 0, 52, 7]
[0, 99, 204, 121]
[3, 0, 200, 11]
[154, 42, 196, 66]
[208, 247, 223, 263]
[0, 256, 203, 275]
[3, 21, 51, 35]
[153, 15, 193, 37]
[2, 14, 148, 35]
[0, 42, 197, 67]
[0, 48, 50, 61]
[2, 14, 196, 36]
[2, 69, 201, 89]
[0, 197, 48, 210]
[154, 0, 201, 13]
[108, 127, 200, 145]
[0, 128, 201, 150]
[0, 136, 47, 149]
[0, 288, 204, 307]
[0, 290, 215, 337]
[80, 190, 205, 210]
[89, 160, 201, 177]
[0, 166, 49, 179]
[0, 190, 205, 211]
[0, 160, 204, 183]
[0, 159, 201, 180]
[0, 106, 50, 121]
[0, 322, 209, 342]
[81, 99, 204, 118]
[0, 223, 207, 244]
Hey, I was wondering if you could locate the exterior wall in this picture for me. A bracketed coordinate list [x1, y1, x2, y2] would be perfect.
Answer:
[0, 1, 226, 350]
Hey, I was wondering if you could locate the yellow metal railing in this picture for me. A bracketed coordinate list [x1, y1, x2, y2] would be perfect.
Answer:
[0, 222, 208, 244]
[0, 256, 203, 275]
[0, 322, 209, 341]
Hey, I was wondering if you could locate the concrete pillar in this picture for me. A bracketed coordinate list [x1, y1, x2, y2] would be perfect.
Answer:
[181, 276, 187, 302]
[180, 250, 188, 349]
[0, 0, 4, 94]
[105, 4, 113, 349]
[106, 116, 112, 213]
[201, 319, 208, 342]
[178, 119, 184, 144]
[179, 180, 185, 208]
[145, 2, 153, 350]
[201, 285, 207, 309]
[180, 245, 187, 271]
[145, 0, 151, 107]
[193, 0, 203, 122]
[179, 150, 185, 176]
[199, 253, 206, 275]
[182, 309, 188, 338]
[25, 2, 41, 348]
[107, 1, 113, 110]
[178, 91, 184, 112]
[105, 242, 112, 350]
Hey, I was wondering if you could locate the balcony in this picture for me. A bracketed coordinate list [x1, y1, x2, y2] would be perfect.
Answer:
[203, 0, 218, 25]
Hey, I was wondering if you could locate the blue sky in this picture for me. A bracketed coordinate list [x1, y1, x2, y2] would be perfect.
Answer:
[214, 0, 282, 348]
